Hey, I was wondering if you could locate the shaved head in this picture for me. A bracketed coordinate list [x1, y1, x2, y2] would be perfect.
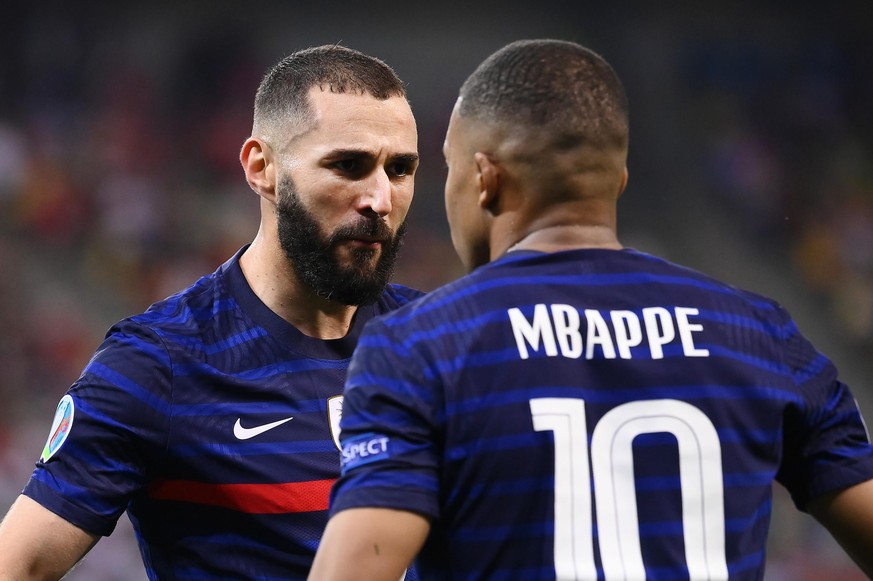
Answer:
[459, 39, 628, 153]
[252, 44, 408, 142]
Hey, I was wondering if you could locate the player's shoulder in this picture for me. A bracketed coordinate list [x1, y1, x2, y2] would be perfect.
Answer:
[625, 248, 786, 311]
[130, 271, 221, 330]
[108, 254, 237, 350]
[629, 249, 807, 354]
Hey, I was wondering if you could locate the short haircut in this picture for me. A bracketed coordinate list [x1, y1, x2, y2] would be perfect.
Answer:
[253, 44, 407, 137]
[459, 39, 629, 150]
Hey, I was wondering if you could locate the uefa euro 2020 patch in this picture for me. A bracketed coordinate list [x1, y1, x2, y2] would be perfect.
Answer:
[41, 394, 75, 462]
[340, 432, 391, 472]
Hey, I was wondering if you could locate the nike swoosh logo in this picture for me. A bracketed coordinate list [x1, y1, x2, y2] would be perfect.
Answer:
[233, 416, 294, 440]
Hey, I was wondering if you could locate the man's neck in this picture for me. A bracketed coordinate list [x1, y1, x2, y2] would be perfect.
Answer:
[500, 223, 621, 258]
[239, 238, 359, 340]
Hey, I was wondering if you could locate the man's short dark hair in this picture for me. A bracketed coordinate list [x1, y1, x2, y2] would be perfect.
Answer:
[253, 44, 407, 136]
[459, 39, 629, 150]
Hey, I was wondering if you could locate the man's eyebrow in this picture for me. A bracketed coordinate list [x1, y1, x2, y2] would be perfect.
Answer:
[391, 153, 420, 165]
[323, 149, 419, 165]
[323, 148, 373, 159]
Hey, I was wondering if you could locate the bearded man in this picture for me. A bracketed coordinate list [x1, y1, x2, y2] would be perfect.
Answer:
[0, 44, 421, 581]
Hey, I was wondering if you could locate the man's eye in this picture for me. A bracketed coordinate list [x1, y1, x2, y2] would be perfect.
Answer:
[334, 159, 360, 173]
[390, 163, 410, 177]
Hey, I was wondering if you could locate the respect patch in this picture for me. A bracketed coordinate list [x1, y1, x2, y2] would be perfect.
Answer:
[340, 432, 391, 472]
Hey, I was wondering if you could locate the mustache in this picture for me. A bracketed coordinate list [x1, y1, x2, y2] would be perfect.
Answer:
[329, 217, 394, 244]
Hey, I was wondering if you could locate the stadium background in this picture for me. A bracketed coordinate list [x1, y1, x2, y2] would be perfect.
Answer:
[0, 1, 871, 578]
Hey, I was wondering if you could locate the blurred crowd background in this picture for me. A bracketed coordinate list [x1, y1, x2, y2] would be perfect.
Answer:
[1, 1, 871, 578]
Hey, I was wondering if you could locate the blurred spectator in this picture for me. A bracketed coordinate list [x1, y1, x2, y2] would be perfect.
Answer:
[684, 17, 873, 355]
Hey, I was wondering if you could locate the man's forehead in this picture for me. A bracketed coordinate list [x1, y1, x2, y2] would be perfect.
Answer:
[444, 103, 482, 154]
[308, 87, 413, 123]
[272, 88, 416, 156]
[299, 88, 416, 151]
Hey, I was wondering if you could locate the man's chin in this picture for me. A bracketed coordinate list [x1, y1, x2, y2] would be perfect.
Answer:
[335, 247, 382, 272]
[322, 276, 387, 306]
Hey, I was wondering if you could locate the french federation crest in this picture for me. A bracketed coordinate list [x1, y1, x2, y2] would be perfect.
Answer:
[328, 395, 343, 451]
[41, 395, 75, 462]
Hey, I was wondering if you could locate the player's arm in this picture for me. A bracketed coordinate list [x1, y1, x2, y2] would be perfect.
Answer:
[807, 479, 873, 578]
[308, 507, 430, 581]
[0, 494, 98, 580]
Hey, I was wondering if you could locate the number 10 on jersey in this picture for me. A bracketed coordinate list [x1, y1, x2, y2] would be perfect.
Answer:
[529, 398, 729, 581]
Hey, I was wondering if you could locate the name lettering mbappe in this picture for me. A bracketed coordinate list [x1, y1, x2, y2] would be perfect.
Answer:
[508, 304, 709, 360]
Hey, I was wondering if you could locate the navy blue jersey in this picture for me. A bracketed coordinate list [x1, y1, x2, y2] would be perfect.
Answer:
[24, 246, 423, 580]
[331, 248, 873, 581]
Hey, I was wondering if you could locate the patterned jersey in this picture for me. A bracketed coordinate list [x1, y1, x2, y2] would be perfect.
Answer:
[332, 248, 873, 581]
[24, 246, 423, 580]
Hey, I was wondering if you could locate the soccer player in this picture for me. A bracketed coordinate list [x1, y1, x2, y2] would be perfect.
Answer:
[309, 39, 873, 580]
[0, 45, 421, 580]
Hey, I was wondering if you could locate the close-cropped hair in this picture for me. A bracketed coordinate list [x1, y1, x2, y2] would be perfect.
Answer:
[253, 44, 407, 135]
[459, 39, 629, 150]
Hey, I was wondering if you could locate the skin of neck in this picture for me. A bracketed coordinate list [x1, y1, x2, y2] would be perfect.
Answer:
[497, 200, 623, 258]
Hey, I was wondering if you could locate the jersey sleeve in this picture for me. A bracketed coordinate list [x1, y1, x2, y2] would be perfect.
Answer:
[22, 319, 173, 536]
[329, 316, 440, 521]
[775, 314, 873, 509]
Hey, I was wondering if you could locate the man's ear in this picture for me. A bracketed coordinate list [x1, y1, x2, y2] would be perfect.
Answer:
[240, 137, 276, 201]
[474, 152, 500, 213]
[618, 166, 629, 198]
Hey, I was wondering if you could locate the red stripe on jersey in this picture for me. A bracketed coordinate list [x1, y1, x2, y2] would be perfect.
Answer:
[148, 478, 335, 514]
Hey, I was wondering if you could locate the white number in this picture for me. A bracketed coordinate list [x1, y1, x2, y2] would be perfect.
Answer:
[530, 399, 596, 580]
[530, 398, 728, 581]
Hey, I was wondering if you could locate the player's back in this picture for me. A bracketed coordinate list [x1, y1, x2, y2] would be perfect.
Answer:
[343, 247, 871, 580]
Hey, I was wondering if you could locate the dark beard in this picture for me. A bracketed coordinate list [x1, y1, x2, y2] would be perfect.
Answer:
[276, 177, 406, 306]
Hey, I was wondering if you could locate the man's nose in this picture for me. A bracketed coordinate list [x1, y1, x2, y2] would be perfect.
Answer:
[358, 169, 392, 217]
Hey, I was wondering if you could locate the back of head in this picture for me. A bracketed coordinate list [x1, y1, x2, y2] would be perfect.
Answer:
[252, 44, 407, 139]
[459, 39, 629, 153]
